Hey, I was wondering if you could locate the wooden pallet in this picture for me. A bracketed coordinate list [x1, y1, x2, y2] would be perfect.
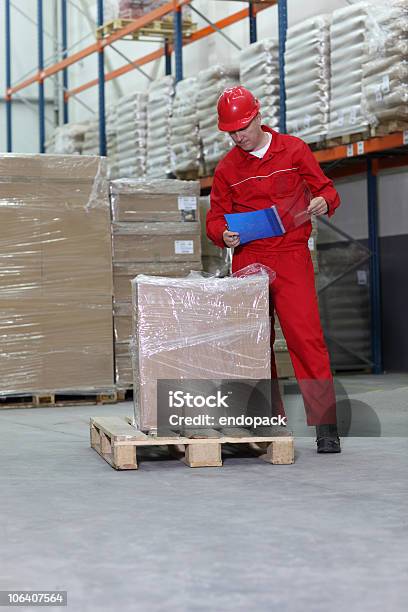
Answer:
[96, 17, 197, 41]
[116, 387, 134, 402]
[0, 390, 117, 410]
[175, 169, 200, 181]
[90, 416, 294, 469]
[325, 129, 370, 148]
[370, 120, 408, 138]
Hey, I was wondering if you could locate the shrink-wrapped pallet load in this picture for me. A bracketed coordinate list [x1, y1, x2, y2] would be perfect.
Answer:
[116, 91, 147, 179]
[240, 38, 280, 131]
[82, 120, 100, 155]
[285, 16, 331, 143]
[362, 0, 408, 133]
[328, 2, 370, 139]
[197, 64, 239, 173]
[170, 77, 200, 177]
[0, 154, 114, 395]
[131, 271, 271, 432]
[146, 76, 174, 178]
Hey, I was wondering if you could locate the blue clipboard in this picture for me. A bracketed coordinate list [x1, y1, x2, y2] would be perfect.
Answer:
[225, 206, 286, 245]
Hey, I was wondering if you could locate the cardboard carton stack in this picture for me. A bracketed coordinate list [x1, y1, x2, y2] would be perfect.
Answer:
[110, 178, 202, 389]
[0, 154, 114, 395]
[131, 273, 271, 432]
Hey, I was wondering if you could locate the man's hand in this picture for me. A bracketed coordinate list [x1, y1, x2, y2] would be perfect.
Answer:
[223, 230, 240, 248]
[307, 197, 328, 216]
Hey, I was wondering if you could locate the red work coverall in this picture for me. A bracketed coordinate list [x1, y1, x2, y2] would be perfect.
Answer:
[206, 126, 341, 426]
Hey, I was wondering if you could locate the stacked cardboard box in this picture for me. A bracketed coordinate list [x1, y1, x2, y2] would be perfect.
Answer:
[274, 217, 319, 378]
[0, 154, 114, 395]
[110, 178, 202, 388]
[131, 273, 271, 432]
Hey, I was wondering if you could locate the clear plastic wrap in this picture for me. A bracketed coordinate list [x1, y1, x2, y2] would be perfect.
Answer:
[110, 177, 200, 222]
[285, 15, 331, 143]
[131, 267, 272, 431]
[170, 77, 200, 174]
[115, 91, 147, 179]
[112, 221, 201, 263]
[118, 0, 168, 19]
[328, 2, 370, 138]
[113, 261, 202, 302]
[197, 64, 239, 173]
[362, 1, 408, 127]
[0, 154, 114, 395]
[240, 39, 280, 130]
[146, 76, 174, 178]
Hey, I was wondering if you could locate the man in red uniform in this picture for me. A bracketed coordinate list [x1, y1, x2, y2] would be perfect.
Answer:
[206, 86, 341, 453]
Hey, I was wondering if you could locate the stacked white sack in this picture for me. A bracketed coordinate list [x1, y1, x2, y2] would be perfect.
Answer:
[45, 123, 88, 154]
[197, 64, 239, 173]
[170, 77, 200, 176]
[285, 15, 331, 143]
[362, 1, 408, 128]
[328, 2, 370, 138]
[240, 38, 280, 130]
[106, 105, 119, 179]
[146, 76, 174, 178]
[116, 91, 147, 178]
[82, 120, 99, 155]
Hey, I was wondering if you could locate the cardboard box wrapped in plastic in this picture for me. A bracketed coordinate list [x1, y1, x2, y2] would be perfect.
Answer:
[110, 178, 200, 223]
[131, 271, 271, 432]
[0, 154, 114, 394]
[112, 221, 201, 263]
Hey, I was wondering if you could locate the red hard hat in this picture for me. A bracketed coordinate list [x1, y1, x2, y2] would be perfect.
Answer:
[217, 86, 260, 132]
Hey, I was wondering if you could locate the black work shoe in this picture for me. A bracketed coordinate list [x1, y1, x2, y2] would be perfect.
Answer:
[316, 424, 341, 453]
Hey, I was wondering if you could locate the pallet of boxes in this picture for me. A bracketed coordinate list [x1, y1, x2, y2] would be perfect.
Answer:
[0, 154, 115, 408]
[91, 267, 294, 469]
[110, 178, 202, 396]
[274, 216, 319, 379]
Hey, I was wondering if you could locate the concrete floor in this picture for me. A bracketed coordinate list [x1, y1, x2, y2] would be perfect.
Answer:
[1, 374, 407, 612]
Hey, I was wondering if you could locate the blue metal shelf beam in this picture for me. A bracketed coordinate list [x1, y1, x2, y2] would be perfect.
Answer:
[5, 0, 12, 151]
[97, 0, 106, 156]
[367, 159, 383, 374]
[249, 2, 257, 44]
[174, 7, 183, 83]
[61, 0, 69, 124]
[278, 0, 287, 133]
[37, 0, 45, 153]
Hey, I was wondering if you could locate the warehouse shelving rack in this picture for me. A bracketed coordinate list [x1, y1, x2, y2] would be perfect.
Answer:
[5, 0, 408, 374]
